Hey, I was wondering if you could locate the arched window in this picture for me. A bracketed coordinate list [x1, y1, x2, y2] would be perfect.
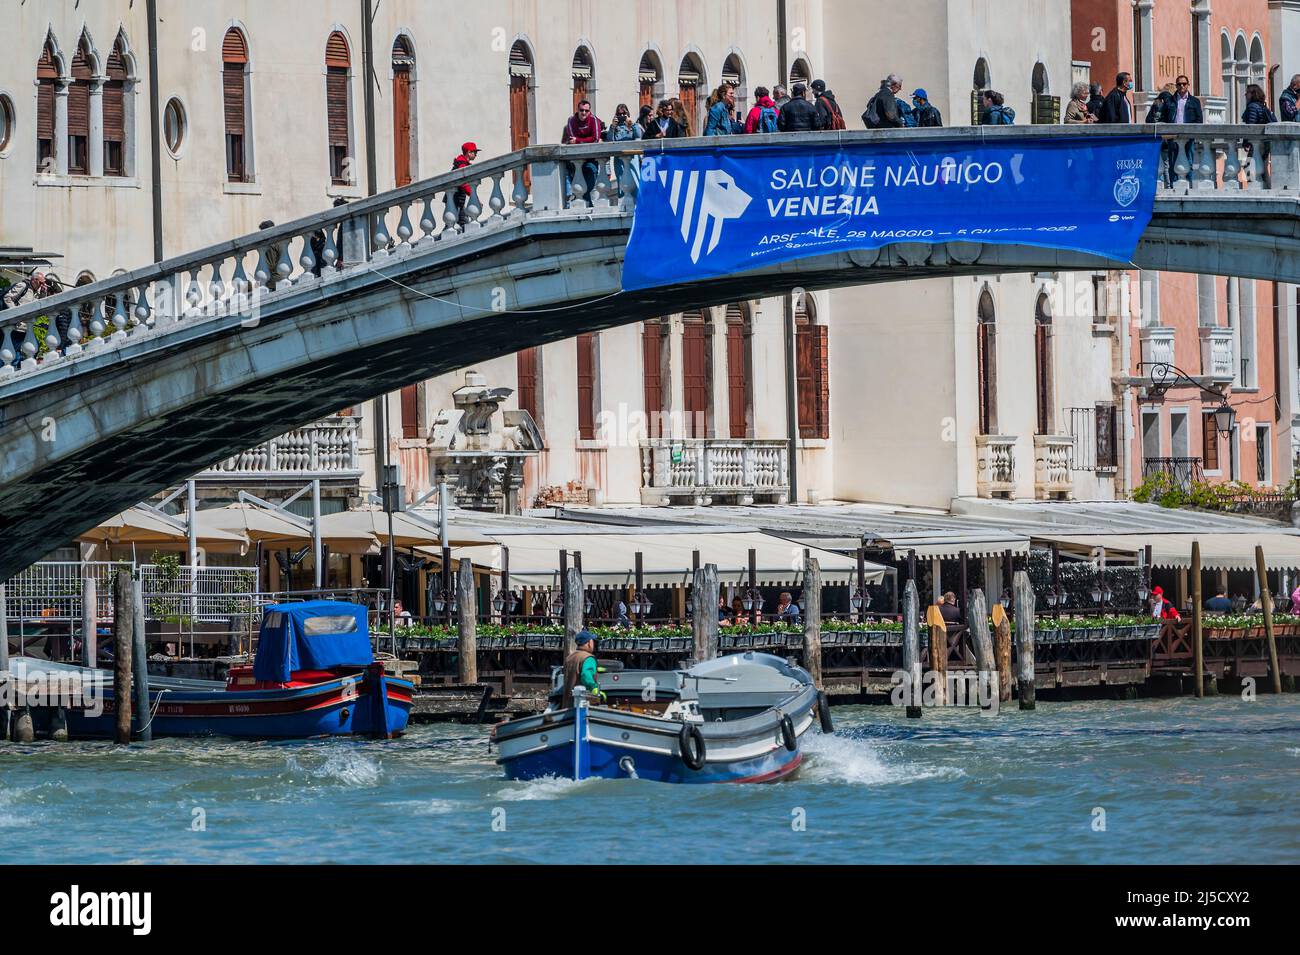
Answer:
[682, 310, 713, 438]
[788, 56, 811, 89]
[222, 28, 251, 182]
[36, 34, 60, 172]
[972, 57, 991, 125]
[1248, 34, 1266, 87]
[325, 31, 352, 185]
[1030, 61, 1057, 124]
[722, 52, 747, 115]
[678, 52, 706, 135]
[1034, 293, 1053, 434]
[508, 40, 535, 152]
[725, 303, 753, 438]
[68, 34, 94, 175]
[1232, 33, 1249, 116]
[0, 94, 13, 153]
[571, 44, 594, 113]
[103, 35, 130, 176]
[1031, 62, 1049, 95]
[795, 295, 829, 440]
[577, 333, 598, 440]
[638, 50, 664, 108]
[977, 290, 998, 435]
[392, 34, 416, 187]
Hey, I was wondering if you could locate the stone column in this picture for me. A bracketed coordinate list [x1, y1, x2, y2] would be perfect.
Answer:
[1191, 1, 1213, 98]
[1135, 0, 1156, 93]
[53, 80, 70, 177]
[88, 78, 104, 178]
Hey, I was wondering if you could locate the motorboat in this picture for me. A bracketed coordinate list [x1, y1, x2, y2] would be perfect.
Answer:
[492, 651, 833, 783]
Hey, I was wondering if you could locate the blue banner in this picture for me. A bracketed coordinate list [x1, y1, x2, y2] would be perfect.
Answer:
[621, 136, 1161, 291]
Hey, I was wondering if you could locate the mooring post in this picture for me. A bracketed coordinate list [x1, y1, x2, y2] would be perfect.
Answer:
[902, 579, 922, 717]
[113, 569, 133, 745]
[803, 557, 823, 687]
[80, 574, 97, 667]
[691, 563, 719, 662]
[1192, 540, 1204, 698]
[1013, 571, 1036, 710]
[966, 589, 997, 708]
[456, 558, 478, 685]
[1254, 545, 1283, 695]
[992, 601, 1013, 704]
[131, 572, 151, 743]
[563, 566, 584, 645]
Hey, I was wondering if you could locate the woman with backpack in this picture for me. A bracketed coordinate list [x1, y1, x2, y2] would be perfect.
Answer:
[1241, 83, 1278, 185]
[745, 86, 780, 134]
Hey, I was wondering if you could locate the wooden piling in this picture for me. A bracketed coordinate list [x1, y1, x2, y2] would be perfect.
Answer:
[1192, 540, 1203, 698]
[457, 558, 478, 685]
[1013, 571, 1036, 709]
[131, 572, 151, 743]
[902, 579, 922, 717]
[1254, 545, 1283, 695]
[966, 589, 997, 707]
[927, 607, 948, 707]
[563, 566, 584, 644]
[691, 563, 719, 662]
[81, 575, 97, 667]
[992, 602, 1013, 703]
[112, 570, 133, 744]
[803, 557, 823, 687]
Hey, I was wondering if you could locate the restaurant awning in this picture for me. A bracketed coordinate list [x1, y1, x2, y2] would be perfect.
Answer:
[421, 531, 885, 588]
[79, 507, 246, 547]
[316, 508, 490, 552]
[1032, 532, 1300, 571]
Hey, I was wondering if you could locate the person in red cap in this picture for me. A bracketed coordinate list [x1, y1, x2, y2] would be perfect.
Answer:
[452, 142, 479, 226]
[1149, 585, 1180, 620]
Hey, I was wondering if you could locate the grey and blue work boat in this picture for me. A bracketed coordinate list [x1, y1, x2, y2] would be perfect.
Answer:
[492, 652, 833, 783]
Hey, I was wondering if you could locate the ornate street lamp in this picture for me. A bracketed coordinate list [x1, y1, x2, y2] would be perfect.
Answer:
[1144, 360, 1235, 435]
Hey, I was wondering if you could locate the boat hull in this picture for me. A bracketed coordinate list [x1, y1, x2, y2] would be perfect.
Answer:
[62, 670, 413, 739]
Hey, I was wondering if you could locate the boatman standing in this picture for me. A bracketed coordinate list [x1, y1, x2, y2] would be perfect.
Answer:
[562, 630, 607, 708]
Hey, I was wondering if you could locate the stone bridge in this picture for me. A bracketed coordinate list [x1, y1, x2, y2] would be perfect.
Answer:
[2, 125, 1300, 578]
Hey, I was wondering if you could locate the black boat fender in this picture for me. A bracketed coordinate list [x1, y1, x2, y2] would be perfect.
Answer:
[816, 691, 834, 734]
[679, 723, 706, 770]
[778, 713, 797, 752]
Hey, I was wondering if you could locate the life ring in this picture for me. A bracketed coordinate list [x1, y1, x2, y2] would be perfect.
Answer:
[779, 713, 797, 751]
[816, 691, 834, 734]
[679, 723, 706, 770]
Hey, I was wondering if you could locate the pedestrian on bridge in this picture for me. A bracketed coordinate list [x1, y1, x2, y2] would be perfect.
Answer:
[1281, 74, 1300, 123]
[704, 84, 742, 136]
[812, 80, 847, 130]
[643, 100, 684, 140]
[909, 89, 943, 127]
[452, 142, 479, 226]
[861, 75, 904, 129]
[562, 100, 605, 202]
[978, 90, 1015, 125]
[605, 104, 642, 193]
[745, 86, 779, 133]
[777, 82, 821, 131]
[1064, 82, 1096, 123]
[1096, 72, 1133, 124]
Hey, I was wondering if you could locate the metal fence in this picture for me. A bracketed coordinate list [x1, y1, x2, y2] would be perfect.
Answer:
[4, 562, 258, 623]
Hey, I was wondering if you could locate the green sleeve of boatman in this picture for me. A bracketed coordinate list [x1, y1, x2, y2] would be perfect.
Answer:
[580, 656, 604, 698]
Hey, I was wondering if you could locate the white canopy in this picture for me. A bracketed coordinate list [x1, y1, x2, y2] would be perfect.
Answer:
[422, 531, 885, 588]
[1035, 532, 1300, 572]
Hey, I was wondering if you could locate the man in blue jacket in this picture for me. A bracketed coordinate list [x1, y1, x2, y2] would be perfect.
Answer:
[1164, 75, 1204, 186]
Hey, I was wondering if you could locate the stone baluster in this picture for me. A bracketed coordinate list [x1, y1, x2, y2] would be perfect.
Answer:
[274, 238, 292, 282]
[1196, 141, 1217, 190]
[297, 234, 317, 277]
[465, 178, 483, 224]
[319, 223, 340, 265]
[20, 321, 39, 367]
[88, 298, 108, 343]
[569, 170, 589, 209]
[372, 211, 392, 251]
[133, 285, 152, 327]
[418, 194, 439, 238]
[488, 173, 507, 218]
[618, 155, 640, 209]
[1223, 139, 1243, 189]
[207, 261, 226, 311]
[42, 309, 62, 356]
[0, 326, 16, 372]
[441, 189, 460, 234]
[511, 166, 529, 214]
[185, 270, 204, 311]
[395, 202, 414, 243]
[1172, 137, 1192, 191]
[64, 307, 83, 354]
[1245, 135, 1267, 191]
[111, 294, 129, 340]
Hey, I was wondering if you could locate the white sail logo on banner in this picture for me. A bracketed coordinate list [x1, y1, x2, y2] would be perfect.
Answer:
[660, 167, 753, 263]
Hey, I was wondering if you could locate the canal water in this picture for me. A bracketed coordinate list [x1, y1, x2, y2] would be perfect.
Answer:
[2, 695, 1297, 864]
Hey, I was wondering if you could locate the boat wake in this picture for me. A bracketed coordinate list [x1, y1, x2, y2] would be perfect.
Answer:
[800, 732, 965, 786]
[493, 775, 608, 801]
[285, 750, 383, 788]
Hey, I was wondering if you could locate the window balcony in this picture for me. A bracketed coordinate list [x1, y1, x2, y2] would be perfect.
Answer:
[1140, 325, 1176, 369]
[1199, 326, 1235, 385]
[640, 439, 789, 505]
[975, 434, 1017, 499]
[196, 415, 363, 481]
[1142, 456, 1203, 491]
[1033, 434, 1075, 500]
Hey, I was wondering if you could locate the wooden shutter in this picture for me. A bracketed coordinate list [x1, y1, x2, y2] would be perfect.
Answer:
[103, 41, 127, 174]
[726, 308, 749, 438]
[977, 322, 992, 435]
[796, 323, 830, 440]
[68, 42, 92, 173]
[392, 65, 411, 186]
[517, 348, 539, 423]
[37, 39, 58, 166]
[678, 83, 697, 134]
[642, 322, 663, 437]
[222, 30, 247, 136]
[577, 334, 596, 440]
[682, 315, 710, 438]
[509, 76, 530, 150]
[326, 32, 350, 181]
[400, 385, 420, 439]
[1035, 321, 1050, 434]
[1202, 412, 1219, 470]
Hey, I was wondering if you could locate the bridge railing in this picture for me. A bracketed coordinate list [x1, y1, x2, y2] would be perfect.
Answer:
[2, 124, 1298, 385]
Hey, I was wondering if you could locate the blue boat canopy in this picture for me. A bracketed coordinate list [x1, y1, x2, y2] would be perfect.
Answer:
[253, 600, 373, 682]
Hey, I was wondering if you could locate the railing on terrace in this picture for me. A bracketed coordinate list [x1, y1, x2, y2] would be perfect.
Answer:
[640, 438, 790, 505]
[2, 125, 1299, 382]
[3, 561, 257, 623]
[1142, 456, 1204, 489]
[198, 415, 363, 480]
